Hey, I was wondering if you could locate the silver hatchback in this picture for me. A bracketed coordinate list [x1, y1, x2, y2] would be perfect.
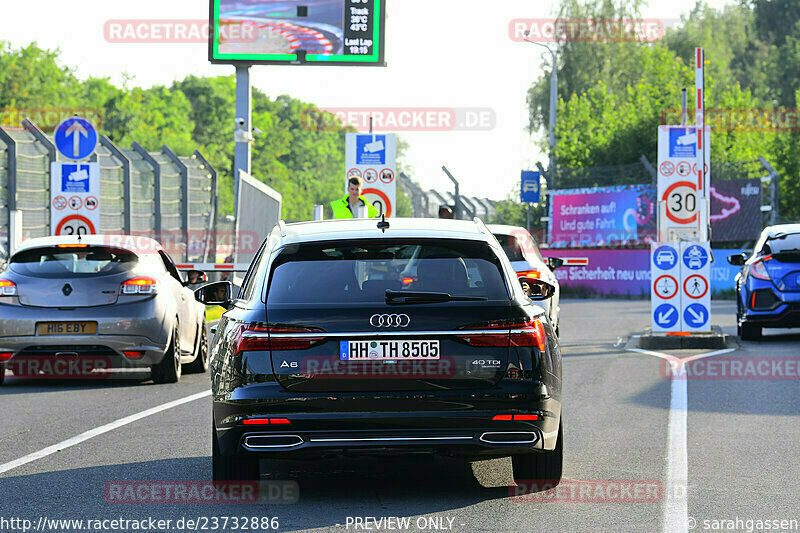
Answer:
[0, 235, 208, 384]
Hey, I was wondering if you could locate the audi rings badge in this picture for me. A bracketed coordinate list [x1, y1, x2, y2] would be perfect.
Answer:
[369, 314, 411, 328]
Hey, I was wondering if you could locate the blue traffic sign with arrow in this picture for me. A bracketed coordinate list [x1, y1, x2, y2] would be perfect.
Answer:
[54, 117, 98, 160]
[654, 303, 679, 329]
[683, 303, 709, 328]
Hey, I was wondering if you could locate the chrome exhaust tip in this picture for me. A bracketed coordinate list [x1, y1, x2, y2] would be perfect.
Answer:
[479, 432, 538, 445]
[242, 434, 304, 450]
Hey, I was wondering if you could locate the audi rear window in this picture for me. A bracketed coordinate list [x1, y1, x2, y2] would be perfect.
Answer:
[10, 246, 138, 278]
[267, 239, 510, 305]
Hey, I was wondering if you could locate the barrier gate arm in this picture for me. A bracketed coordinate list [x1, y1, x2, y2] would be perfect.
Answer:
[176, 263, 251, 272]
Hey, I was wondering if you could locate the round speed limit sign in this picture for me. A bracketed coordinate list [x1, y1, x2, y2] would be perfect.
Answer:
[361, 187, 392, 218]
[55, 214, 97, 236]
[663, 181, 698, 224]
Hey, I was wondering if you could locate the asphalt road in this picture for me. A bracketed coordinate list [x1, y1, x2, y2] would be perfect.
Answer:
[1, 301, 799, 533]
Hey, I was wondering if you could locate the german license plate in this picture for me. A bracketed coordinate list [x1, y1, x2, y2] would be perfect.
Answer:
[36, 322, 97, 335]
[340, 340, 440, 361]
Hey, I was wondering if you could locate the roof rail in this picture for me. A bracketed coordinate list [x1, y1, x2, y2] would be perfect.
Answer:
[278, 220, 287, 237]
[473, 217, 487, 234]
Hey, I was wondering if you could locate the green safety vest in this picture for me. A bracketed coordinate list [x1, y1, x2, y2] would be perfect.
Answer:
[330, 194, 379, 219]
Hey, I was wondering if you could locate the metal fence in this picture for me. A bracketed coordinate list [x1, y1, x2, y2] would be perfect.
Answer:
[0, 119, 220, 263]
[398, 172, 497, 221]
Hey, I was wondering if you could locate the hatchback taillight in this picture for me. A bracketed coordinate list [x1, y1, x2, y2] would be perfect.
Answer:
[232, 324, 325, 355]
[749, 256, 772, 281]
[509, 318, 547, 352]
[0, 280, 17, 296]
[121, 277, 158, 294]
[457, 317, 547, 352]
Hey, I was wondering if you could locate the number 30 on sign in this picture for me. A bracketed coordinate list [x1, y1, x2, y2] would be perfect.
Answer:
[663, 181, 698, 224]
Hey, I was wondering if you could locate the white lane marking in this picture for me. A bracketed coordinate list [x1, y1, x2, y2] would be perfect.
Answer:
[0, 389, 211, 476]
[627, 347, 734, 533]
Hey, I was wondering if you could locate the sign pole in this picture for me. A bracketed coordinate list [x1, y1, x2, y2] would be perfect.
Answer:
[234, 64, 252, 221]
[695, 47, 709, 239]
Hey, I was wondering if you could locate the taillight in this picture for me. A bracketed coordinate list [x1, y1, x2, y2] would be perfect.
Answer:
[232, 324, 325, 355]
[241, 418, 292, 425]
[456, 332, 509, 347]
[456, 321, 510, 347]
[401, 277, 416, 286]
[456, 317, 548, 352]
[518, 270, 540, 279]
[0, 352, 13, 361]
[509, 318, 547, 352]
[121, 277, 158, 294]
[749, 257, 771, 281]
[491, 414, 539, 421]
[0, 280, 17, 296]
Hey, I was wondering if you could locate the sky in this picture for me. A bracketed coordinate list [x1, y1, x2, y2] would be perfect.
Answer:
[1, 0, 733, 201]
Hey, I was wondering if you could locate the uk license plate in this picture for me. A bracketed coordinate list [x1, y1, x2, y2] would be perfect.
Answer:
[340, 340, 440, 361]
[36, 322, 97, 335]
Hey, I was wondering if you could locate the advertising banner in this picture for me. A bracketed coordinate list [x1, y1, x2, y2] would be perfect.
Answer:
[548, 184, 656, 247]
[709, 179, 762, 242]
[540, 248, 744, 298]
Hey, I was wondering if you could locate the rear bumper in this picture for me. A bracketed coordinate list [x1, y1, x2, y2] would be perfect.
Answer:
[213, 382, 561, 459]
[0, 298, 167, 342]
[0, 299, 170, 366]
[741, 283, 800, 328]
[0, 335, 169, 367]
[742, 304, 800, 329]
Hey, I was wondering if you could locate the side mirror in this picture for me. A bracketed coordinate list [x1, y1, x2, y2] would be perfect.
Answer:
[183, 270, 208, 286]
[194, 281, 233, 308]
[727, 253, 747, 266]
[520, 277, 555, 301]
[546, 257, 564, 271]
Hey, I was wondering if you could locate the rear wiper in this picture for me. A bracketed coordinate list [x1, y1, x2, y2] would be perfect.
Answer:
[385, 289, 488, 304]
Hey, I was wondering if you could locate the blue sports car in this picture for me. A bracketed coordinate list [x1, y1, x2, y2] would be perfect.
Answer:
[729, 224, 800, 340]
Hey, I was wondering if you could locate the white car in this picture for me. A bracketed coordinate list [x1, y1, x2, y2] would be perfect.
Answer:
[487, 225, 562, 336]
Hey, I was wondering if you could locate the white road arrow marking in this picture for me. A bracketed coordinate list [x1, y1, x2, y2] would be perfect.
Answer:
[65, 120, 88, 157]
[658, 307, 675, 323]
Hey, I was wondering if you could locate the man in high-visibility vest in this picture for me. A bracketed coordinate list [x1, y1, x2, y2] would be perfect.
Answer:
[331, 176, 379, 219]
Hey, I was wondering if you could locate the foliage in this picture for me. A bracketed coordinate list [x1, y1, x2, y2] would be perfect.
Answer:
[519, 0, 800, 223]
[0, 42, 410, 223]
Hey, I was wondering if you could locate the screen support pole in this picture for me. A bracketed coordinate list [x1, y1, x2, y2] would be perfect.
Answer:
[234, 64, 252, 219]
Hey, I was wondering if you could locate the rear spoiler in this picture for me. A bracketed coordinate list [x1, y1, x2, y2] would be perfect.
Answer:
[175, 263, 250, 273]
